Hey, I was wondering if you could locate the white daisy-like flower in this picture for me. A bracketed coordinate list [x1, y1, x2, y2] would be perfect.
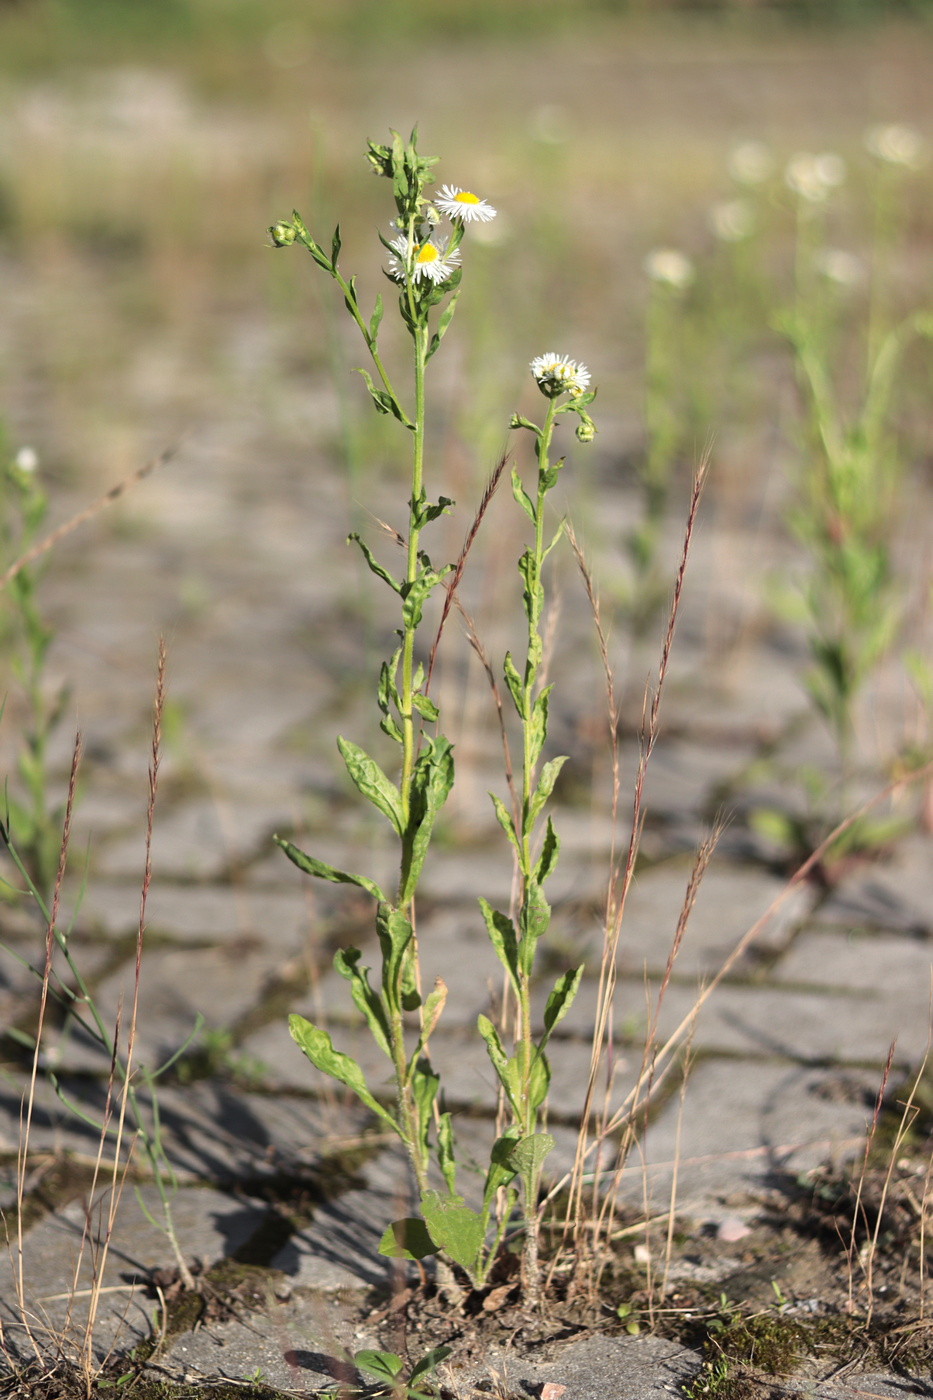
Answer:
[386, 234, 461, 285]
[708, 198, 755, 243]
[14, 446, 38, 473]
[433, 185, 497, 223]
[814, 248, 865, 288]
[644, 248, 694, 289]
[727, 140, 774, 186]
[784, 152, 846, 203]
[530, 352, 591, 398]
[865, 123, 925, 169]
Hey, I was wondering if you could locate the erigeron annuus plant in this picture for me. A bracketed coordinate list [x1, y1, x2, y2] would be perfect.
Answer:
[268, 131, 595, 1300]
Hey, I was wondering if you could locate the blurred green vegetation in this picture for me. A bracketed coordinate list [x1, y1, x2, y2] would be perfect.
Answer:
[1, 0, 932, 84]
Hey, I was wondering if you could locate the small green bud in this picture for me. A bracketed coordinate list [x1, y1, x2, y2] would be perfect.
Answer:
[575, 414, 596, 444]
[269, 221, 298, 248]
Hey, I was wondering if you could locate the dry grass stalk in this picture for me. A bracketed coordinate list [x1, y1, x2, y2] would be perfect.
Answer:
[0, 445, 179, 594]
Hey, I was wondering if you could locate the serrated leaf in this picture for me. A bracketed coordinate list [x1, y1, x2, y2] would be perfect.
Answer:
[288, 1016, 399, 1133]
[420, 1189, 485, 1274]
[478, 898, 519, 995]
[534, 816, 560, 884]
[274, 837, 386, 903]
[337, 737, 404, 836]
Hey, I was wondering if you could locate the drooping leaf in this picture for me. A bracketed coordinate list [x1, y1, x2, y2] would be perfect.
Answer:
[347, 531, 401, 592]
[502, 651, 526, 718]
[378, 1217, 437, 1261]
[478, 899, 519, 995]
[333, 947, 391, 1058]
[510, 464, 536, 524]
[288, 1016, 399, 1133]
[274, 837, 386, 904]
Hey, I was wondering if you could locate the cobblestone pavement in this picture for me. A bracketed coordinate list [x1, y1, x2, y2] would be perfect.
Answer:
[2, 29, 933, 1397]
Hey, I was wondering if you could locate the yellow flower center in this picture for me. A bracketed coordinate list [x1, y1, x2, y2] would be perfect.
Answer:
[415, 244, 440, 265]
[455, 191, 480, 205]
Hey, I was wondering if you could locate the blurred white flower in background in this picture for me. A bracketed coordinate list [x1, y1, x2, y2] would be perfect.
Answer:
[14, 446, 38, 473]
[728, 139, 774, 185]
[708, 197, 755, 242]
[785, 151, 847, 203]
[864, 123, 926, 169]
[644, 248, 695, 289]
[814, 248, 866, 288]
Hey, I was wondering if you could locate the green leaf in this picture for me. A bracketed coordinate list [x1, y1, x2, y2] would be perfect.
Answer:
[375, 903, 415, 1014]
[540, 456, 565, 492]
[399, 735, 455, 903]
[528, 686, 553, 771]
[288, 1016, 399, 1133]
[477, 1016, 521, 1115]
[519, 879, 551, 975]
[510, 464, 536, 524]
[331, 223, 342, 268]
[426, 289, 460, 362]
[354, 1351, 404, 1383]
[411, 1056, 440, 1157]
[489, 792, 520, 855]
[409, 1346, 453, 1385]
[483, 1128, 521, 1206]
[378, 1217, 437, 1261]
[274, 837, 386, 903]
[353, 366, 408, 424]
[333, 948, 391, 1058]
[502, 651, 526, 718]
[525, 1048, 551, 1114]
[508, 1131, 555, 1180]
[400, 564, 451, 631]
[412, 493, 455, 530]
[540, 966, 584, 1052]
[437, 1111, 457, 1194]
[528, 754, 567, 824]
[347, 532, 402, 594]
[411, 691, 440, 722]
[420, 1189, 485, 1275]
[478, 898, 520, 995]
[533, 816, 560, 884]
[337, 737, 404, 836]
[369, 292, 384, 341]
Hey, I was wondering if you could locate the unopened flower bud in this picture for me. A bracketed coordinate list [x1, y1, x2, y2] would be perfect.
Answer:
[269, 221, 298, 248]
[576, 417, 596, 444]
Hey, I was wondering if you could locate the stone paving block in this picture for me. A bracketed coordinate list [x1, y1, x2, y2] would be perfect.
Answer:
[614, 860, 815, 981]
[0, 1183, 266, 1365]
[46, 940, 276, 1077]
[621, 1057, 875, 1214]
[157, 1305, 701, 1397]
[817, 835, 933, 935]
[777, 926, 933, 995]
